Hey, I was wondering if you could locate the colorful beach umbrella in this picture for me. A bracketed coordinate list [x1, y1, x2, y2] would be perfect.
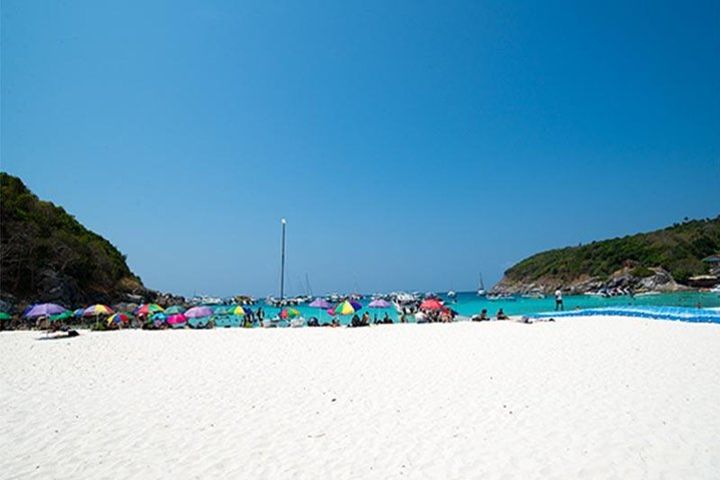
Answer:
[164, 305, 185, 315]
[107, 313, 132, 326]
[135, 304, 164, 316]
[150, 312, 167, 323]
[166, 313, 188, 327]
[24, 303, 66, 318]
[227, 305, 249, 316]
[420, 298, 444, 311]
[185, 306, 213, 318]
[0, 312, 12, 321]
[280, 307, 300, 319]
[309, 298, 332, 309]
[83, 304, 114, 317]
[73, 308, 85, 318]
[368, 299, 391, 308]
[333, 300, 357, 316]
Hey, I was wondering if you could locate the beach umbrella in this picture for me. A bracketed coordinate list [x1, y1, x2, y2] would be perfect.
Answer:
[368, 299, 391, 308]
[333, 300, 357, 316]
[82, 304, 114, 317]
[135, 303, 164, 316]
[0, 312, 12, 321]
[50, 310, 73, 322]
[227, 305, 248, 316]
[24, 303, 66, 318]
[420, 298, 444, 311]
[146, 312, 166, 328]
[185, 306, 213, 318]
[166, 313, 188, 328]
[107, 313, 132, 326]
[165, 305, 185, 315]
[280, 307, 300, 319]
[309, 298, 332, 309]
[73, 308, 85, 318]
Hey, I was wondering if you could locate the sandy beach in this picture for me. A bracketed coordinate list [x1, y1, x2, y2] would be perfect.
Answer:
[1, 317, 719, 479]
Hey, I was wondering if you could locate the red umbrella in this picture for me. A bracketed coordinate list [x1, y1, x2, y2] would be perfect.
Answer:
[420, 298, 444, 310]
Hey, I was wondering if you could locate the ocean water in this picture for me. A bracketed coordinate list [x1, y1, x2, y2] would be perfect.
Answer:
[234, 291, 720, 326]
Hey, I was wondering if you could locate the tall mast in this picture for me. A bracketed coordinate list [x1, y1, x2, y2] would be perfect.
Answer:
[280, 218, 287, 301]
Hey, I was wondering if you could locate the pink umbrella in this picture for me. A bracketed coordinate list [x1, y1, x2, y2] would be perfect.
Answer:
[368, 299, 391, 308]
[420, 298, 444, 310]
[309, 298, 332, 309]
[166, 313, 187, 327]
[184, 306, 213, 318]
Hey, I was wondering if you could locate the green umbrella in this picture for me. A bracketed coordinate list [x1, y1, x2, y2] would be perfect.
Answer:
[50, 310, 73, 322]
[0, 312, 11, 321]
[165, 305, 185, 315]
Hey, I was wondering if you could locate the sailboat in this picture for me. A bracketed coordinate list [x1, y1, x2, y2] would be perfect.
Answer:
[477, 273, 487, 297]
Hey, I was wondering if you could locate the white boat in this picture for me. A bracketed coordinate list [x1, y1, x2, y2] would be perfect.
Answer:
[521, 291, 545, 299]
[447, 290, 457, 298]
[487, 293, 516, 301]
[477, 274, 487, 297]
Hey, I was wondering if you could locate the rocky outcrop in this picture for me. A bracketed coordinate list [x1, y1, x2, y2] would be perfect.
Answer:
[493, 216, 720, 294]
[492, 266, 688, 295]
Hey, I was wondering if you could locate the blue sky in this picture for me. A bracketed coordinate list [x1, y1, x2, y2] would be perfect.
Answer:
[2, 0, 719, 297]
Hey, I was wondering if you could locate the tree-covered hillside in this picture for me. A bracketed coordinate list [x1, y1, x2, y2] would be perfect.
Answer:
[0, 172, 144, 305]
[497, 216, 720, 290]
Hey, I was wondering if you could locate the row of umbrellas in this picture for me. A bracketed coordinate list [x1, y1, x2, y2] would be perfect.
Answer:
[16, 297, 447, 324]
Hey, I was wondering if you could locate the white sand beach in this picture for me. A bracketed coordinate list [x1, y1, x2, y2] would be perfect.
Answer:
[1, 317, 719, 479]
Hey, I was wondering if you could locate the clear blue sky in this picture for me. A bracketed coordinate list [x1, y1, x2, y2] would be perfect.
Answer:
[2, 0, 719, 297]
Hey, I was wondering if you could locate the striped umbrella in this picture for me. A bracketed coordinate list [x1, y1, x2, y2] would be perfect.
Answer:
[83, 304, 114, 317]
[333, 300, 358, 316]
[280, 307, 300, 319]
[107, 313, 132, 326]
[135, 304, 164, 316]
[228, 305, 250, 316]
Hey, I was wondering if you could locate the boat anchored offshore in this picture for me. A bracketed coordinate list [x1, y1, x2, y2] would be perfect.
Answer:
[477, 274, 487, 297]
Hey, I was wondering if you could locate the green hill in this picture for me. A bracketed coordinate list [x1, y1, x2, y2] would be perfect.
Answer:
[495, 216, 720, 293]
[0, 172, 145, 306]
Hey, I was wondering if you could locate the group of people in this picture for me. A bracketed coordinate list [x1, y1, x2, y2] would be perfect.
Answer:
[471, 308, 510, 321]
[306, 317, 341, 328]
[415, 308, 456, 323]
[351, 311, 394, 327]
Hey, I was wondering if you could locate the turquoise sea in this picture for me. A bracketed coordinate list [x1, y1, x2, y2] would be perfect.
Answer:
[234, 291, 720, 326]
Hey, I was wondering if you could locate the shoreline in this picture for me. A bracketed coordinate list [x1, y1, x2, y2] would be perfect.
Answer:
[2, 317, 719, 479]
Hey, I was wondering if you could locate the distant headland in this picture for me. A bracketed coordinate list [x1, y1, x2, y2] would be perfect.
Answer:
[492, 216, 720, 295]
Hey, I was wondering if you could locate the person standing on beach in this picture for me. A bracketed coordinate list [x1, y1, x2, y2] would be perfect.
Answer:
[555, 289, 564, 311]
